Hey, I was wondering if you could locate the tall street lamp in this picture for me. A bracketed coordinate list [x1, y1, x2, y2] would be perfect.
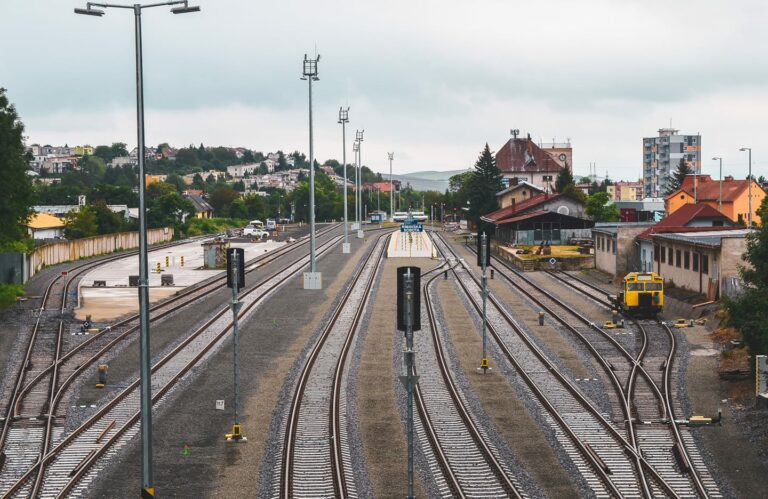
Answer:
[355, 129, 365, 238]
[353, 140, 360, 234]
[338, 107, 350, 253]
[74, 2, 199, 497]
[739, 147, 753, 226]
[712, 156, 723, 212]
[302, 54, 321, 289]
[388, 152, 394, 220]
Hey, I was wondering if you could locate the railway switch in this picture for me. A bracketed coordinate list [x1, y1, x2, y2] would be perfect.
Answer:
[225, 423, 247, 442]
[96, 364, 108, 388]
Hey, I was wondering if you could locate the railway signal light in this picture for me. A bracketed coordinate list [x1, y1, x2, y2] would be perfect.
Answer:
[476, 232, 491, 267]
[397, 266, 421, 332]
[226, 248, 245, 289]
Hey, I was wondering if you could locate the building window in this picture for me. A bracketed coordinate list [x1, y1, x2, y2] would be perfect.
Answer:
[613, 239, 617, 255]
[702, 254, 709, 274]
[693, 253, 699, 272]
[661, 245, 666, 263]
[684, 251, 690, 269]
[654, 244, 660, 262]
[668, 247, 673, 263]
[676, 249, 682, 268]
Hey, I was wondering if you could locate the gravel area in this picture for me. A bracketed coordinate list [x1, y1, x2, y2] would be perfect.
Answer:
[254, 235, 378, 498]
[429, 278, 549, 498]
[359, 256, 428, 498]
[84, 227, 357, 498]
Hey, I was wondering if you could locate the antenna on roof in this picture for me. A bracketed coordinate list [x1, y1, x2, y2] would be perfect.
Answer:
[510, 129, 519, 139]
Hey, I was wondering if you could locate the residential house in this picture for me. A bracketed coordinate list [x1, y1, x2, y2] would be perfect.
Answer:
[227, 163, 260, 178]
[73, 145, 95, 156]
[607, 181, 644, 201]
[108, 156, 137, 168]
[495, 181, 545, 208]
[496, 134, 567, 192]
[665, 174, 766, 226]
[27, 213, 65, 240]
[41, 157, 78, 174]
[184, 191, 214, 219]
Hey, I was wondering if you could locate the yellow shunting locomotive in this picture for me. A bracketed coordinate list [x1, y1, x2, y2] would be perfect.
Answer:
[613, 272, 664, 316]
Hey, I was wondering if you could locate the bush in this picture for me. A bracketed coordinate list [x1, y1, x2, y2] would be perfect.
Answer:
[185, 218, 247, 237]
[0, 283, 24, 310]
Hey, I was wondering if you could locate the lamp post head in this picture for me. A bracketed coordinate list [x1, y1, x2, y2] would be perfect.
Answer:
[356, 129, 364, 142]
[171, 4, 201, 14]
[302, 54, 320, 78]
[74, 6, 104, 16]
[338, 107, 349, 123]
[739, 147, 750, 152]
[388, 152, 394, 161]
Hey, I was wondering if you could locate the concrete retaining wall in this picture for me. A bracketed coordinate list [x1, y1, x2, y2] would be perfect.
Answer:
[27, 227, 174, 280]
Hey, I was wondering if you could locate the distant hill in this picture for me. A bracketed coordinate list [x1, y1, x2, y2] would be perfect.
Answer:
[374, 169, 470, 192]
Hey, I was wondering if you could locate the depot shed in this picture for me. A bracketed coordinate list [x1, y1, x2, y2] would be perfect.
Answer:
[495, 210, 593, 245]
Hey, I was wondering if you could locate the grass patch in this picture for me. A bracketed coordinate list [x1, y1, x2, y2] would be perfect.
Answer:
[0, 283, 25, 311]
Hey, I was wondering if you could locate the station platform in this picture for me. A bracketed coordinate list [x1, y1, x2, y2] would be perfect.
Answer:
[76, 237, 285, 321]
[387, 231, 434, 258]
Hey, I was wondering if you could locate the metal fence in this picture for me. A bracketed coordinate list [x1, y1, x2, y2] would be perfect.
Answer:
[0, 252, 25, 284]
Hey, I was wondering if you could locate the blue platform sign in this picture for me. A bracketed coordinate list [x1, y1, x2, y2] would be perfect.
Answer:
[400, 220, 423, 232]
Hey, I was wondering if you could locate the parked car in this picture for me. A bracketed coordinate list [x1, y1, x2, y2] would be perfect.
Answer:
[243, 226, 269, 239]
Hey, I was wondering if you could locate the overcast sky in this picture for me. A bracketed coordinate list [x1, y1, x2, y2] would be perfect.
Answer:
[3, 0, 768, 180]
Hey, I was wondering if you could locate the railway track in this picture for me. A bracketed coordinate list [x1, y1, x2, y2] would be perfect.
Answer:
[1, 232, 345, 498]
[456, 234, 720, 497]
[0, 226, 342, 495]
[545, 270, 721, 497]
[413, 249, 525, 498]
[433, 232, 689, 497]
[278, 232, 390, 498]
[0, 237, 198, 489]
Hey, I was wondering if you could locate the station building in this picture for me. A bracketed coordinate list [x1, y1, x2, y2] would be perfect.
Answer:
[650, 229, 751, 299]
[592, 222, 655, 278]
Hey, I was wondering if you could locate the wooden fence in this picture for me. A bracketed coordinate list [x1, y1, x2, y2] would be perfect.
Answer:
[26, 227, 174, 280]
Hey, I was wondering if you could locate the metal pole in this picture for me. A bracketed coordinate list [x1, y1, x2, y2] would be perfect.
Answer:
[389, 152, 394, 220]
[132, 7, 154, 495]
[404, 270, 415, 499]
[308, 71, 316, 272]
[354, 141, 359, 231]
[358, 133, 364, 238]
[231, 252, 242, 432]
[719, 157, 723, 212]
[481, 232, 488, 373]
[748, 148, 752, 226]
[339, 107, 349, 252]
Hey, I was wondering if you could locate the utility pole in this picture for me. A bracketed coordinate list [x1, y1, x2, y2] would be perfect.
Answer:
[712, 156, 723, 211]
[740, 147, 753, 226]
[478, 232, 489, 373]
[356, 129, 365, 238]
[302, 53, 322, 289]
[388, 152, 394, 221]
[339, 107, 350, 253]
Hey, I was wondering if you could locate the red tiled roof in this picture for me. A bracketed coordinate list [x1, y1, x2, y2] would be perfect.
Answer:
[636, 203, 733, 241]
[496, 136, 561, 174]
[667, 175, 753, 203]
[482, 193, 563, 223]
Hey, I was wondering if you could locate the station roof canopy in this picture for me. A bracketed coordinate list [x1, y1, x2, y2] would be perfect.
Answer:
[497, 210, 594, 229]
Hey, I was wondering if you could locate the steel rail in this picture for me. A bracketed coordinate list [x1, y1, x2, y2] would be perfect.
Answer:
[281, 232, 391, 498]
[2, 234, 345, 498]
[421, 259, 523, 497]
[437, 233, 681, 498]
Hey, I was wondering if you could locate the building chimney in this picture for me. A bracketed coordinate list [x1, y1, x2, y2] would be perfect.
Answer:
[724, 175, 734, 182]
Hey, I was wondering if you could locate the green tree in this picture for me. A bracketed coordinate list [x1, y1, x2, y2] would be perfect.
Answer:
[725, 196, 768, 354]
[64, 207, 98, 239]
[258, 162, 268, 175]
[555, 163, 574, 193]
[585, 191, 619, 222]
[232, 180, 246, 192]
[243, 194, 267, 220]
[466, 144, 503, 228]
[79, 155, 107, 185]
[165, 173, 187, 193]
[578, 176, 592, 184]
[208, 186, 239, 216]
[91, 201, 125, 234]
[666, 158, 691, 195]
[0, 88, 35, 248]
